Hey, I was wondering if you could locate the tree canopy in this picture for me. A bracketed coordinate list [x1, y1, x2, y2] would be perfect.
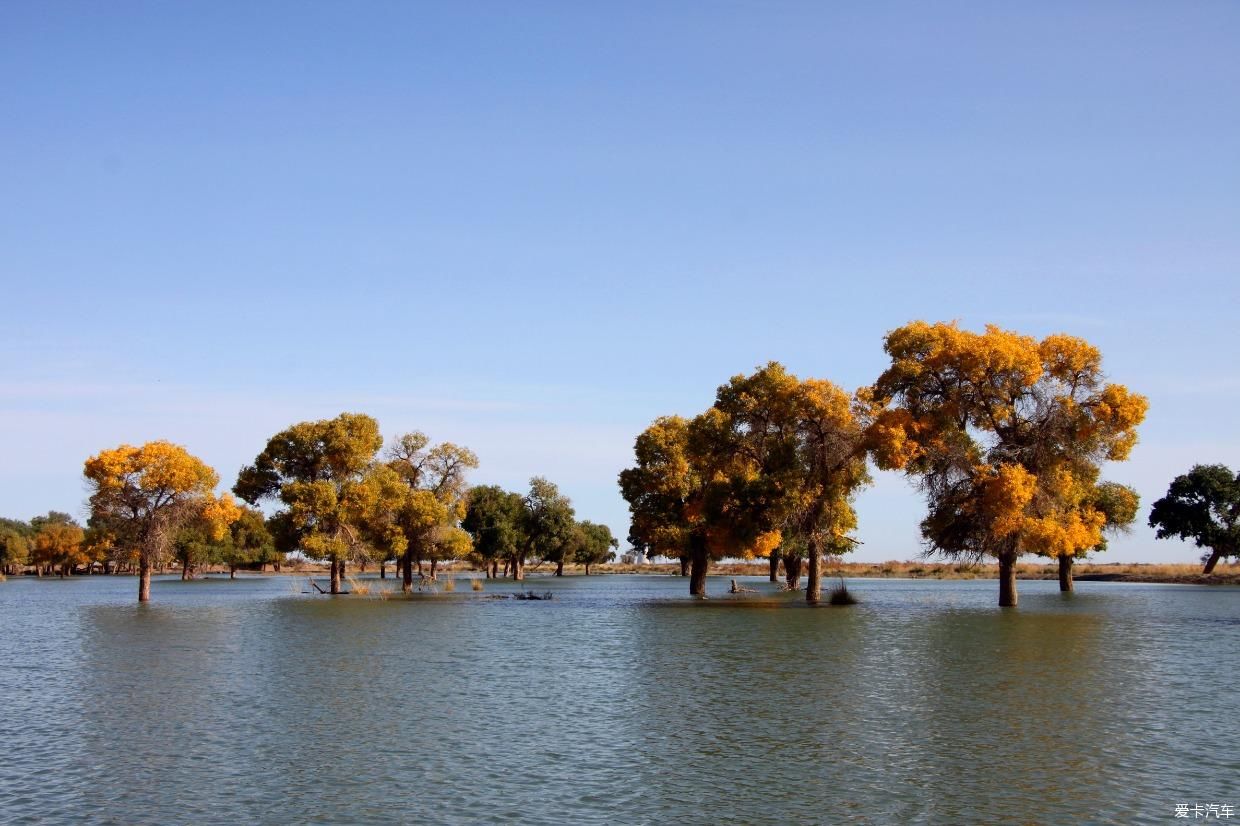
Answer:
[1149, 464, 1240, 574]
[621, 362, 870, 599]
[85, 440, 238, 601]
[234, 412, 383, 594]
[573, 520, 618, 574]
[865, 321, 1148, 604]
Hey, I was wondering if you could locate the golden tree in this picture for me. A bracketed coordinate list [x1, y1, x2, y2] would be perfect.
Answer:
[707, 364, 870, 602]
[85, 441, 239, 602]
[30, 513, 86, 577]
[865, 322, 1147, 606]
[235, 413, 382, 595]
[620, 363, 869, 600]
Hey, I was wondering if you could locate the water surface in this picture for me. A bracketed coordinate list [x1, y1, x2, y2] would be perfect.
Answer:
[1, 574, 1236, 824]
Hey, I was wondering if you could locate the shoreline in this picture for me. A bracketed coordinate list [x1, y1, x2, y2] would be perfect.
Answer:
[14, 560, 1232, 587]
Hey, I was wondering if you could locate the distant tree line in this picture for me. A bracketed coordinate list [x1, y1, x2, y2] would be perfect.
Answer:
[0, 414, 616, 602]
[6, 321, 1239, 606]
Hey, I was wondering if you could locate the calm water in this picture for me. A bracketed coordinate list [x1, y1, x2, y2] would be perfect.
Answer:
[1, 573, 1237, 825]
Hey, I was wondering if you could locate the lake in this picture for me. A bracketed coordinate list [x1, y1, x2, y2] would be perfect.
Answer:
[1, 573, 1236, 824]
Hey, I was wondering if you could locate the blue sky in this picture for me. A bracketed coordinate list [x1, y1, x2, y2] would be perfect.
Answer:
[2, 1, 1237, 563]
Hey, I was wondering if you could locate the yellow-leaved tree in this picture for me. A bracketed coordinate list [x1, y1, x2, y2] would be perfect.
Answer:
[84, 441, 239, 602]
[865, 321, 1148, 606]
[620, 363, 869, 600]
[234, 413, 383, 594]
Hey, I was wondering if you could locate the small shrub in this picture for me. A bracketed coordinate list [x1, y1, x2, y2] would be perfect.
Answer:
[827, 579, 858, 606]
[471, 578, 484, 592]
[443, 578, 456, 592]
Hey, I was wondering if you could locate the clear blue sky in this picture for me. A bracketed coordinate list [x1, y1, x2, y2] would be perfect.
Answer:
[2, 1, 1237, 563]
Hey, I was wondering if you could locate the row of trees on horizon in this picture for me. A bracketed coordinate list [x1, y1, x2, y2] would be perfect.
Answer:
[0, 422, 618, 601]
[2, 321, 1238, 606]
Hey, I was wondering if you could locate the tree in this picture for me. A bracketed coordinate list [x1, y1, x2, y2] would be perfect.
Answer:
[85, 441, 239, 602]
[382, 433, 478, 589]
[865, 322, 1148, 606]
[235, 413, 383, 595]
[0, 518, 31, 576]
[573, 520, 618, 574]
[620, 416, 712, 595]
[462, 485, 526, 578]
[706, 364, 870, 602]
[29, 512, 87, 576]
[1149, 464, 1240, 574]
[1055, 480, 1140, 591]
[523, 477, 576, 577]
[224, 506, 280, 577]
[172, 515, 226, 580]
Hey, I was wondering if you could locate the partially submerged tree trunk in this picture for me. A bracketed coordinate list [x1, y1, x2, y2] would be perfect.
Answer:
[769, 552, 780, 583]
[330, 558, 341, 595]
[230, 565, 237, 580]
[138, 557, 152, 602]
[1058, 555, 1074, 592]
[584, 563, 592, 575]
[379, 562, 386, 579]
[806, 538, 821, 604]
[430, 559, 438, 580]
[688, 534, 708, 597]
[679, 555, 690, 577]
[555, 559, 564, 577]
[512, 555, 524, 581]
[490, 560, 498, 579]
[1203, 549, 1222, 574]
[998, 552, 1017, 607]
[785, 556, 803, 590]
[180, 557, 192, 581]
[401, 552, 413, 594]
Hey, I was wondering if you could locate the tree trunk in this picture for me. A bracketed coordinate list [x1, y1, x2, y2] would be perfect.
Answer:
[769, 552, 780, 583]
[181, 557, 192, 581]
[785, 556, 802, 590]
[1203, 549, 1222, 575]
[430, 559, 438, 580]
[379, 562, 386, 579]
[555, 559, 564, 577]
[806, 537, 821, 604]
[998, 552, 1017, 607]
[1058, 555, 1074, 592]
[490, 560, 498, 579]
[330, 558, 341, 595]
[689, 534, 708, 597]
[584, 563, 591, 576]
[679, 555, 690, 577]
[230, 565, 237, 580]
[512, 555, 524, 581]
[402, 551, 413, 594]
[417, 560, 424, 577]
[138, 557, 151, 602]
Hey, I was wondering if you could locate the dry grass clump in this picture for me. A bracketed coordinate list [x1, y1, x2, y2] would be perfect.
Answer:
[471, 578, 484, 592]
[442, 578, 456, 592]
[827, 579, 859, 606]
